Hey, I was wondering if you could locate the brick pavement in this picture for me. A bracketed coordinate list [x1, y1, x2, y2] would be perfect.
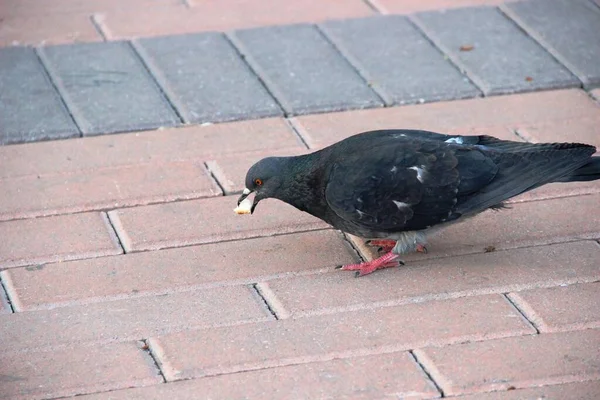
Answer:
[1, 0, 600, 399]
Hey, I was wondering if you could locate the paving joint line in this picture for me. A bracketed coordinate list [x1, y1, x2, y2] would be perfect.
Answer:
[44, 386, 138, 400]
[128, 40, 188, 124]
[408, 14, 491, 96]
[405, 15, 483, 99]
[141, 339, 168, 383]
[409, 350, 445, 398]
[116, 226, 332, 255]
[314, 24, 388, 107]
[224, 32, 290, 117]
[89, 14, 110, 41]
[251, 282, 284, 320]
[502, 292, 541, 334]
[180, 0, 193, 9]
[0, 273, 16, 313]
[104, 211, 127, 254]
[497, 4, 585, 89]
[362, 0, 385, 14]
[3, 318, 266, 357]
[33, 47, 85, 137]
[15, 267, 332, 312]
[203, 161, 227, 196]
[341, 232, 367, 263]
[284, 118, 310, 150]
[585, 89, 600, 104]
[505, 127, 527, 142]
[0, 192, 226, 223]
[285, 273, 600, 319]
[513, 127, 533, 143]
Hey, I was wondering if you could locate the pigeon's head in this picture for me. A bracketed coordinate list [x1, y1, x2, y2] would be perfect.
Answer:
[237, 157, 284, 214]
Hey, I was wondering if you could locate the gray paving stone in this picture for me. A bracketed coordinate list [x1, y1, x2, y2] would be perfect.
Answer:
[230, 24, 383, 115]
[503, 0, 600, 88]
[320, 15, 480, 106]
[0, 47, 79, 145]
[412, 6, 580, 95]
[135, 33, 282, 124]
[38, 41, 180, 136]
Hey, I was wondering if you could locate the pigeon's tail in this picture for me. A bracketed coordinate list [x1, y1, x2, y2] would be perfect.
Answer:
[556, 156, 600, 182]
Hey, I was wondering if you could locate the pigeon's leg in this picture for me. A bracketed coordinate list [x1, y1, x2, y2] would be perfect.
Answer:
[336, 252, 404, 277]
[416, 244, 428, 254]
[365, 239, 396, 253]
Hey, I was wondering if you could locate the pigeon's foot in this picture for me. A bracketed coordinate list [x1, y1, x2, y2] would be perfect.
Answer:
[336, 252, 404, 277]
[416, 244, 428, 254]
[365, 239, 397, 253]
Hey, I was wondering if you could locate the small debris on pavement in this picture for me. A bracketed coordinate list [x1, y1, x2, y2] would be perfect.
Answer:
[484, 245, 497, 253]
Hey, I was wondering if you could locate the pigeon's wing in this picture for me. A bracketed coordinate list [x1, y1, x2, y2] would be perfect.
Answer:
[324, 139, 498, 232]
[324, 137, 594, 233]
[453, 143, 595, 214]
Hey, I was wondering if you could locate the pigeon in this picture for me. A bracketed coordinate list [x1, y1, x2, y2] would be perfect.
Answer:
[237, 129, 600, 277]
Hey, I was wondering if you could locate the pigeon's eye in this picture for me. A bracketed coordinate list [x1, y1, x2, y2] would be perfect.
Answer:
[254, 178, 263, 186]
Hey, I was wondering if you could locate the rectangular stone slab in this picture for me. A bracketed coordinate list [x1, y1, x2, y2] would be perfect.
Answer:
[0, 46, 79, 144]
[412, 6, 579, 95]
[135, 32, 283, 124]
[321, 15, 480, 105]
[39, 41, 180, 135]
[503, 0, 600, 88]
[230, 23, 383, 115]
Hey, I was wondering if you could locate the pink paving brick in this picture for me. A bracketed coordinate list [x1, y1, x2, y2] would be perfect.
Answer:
[0, 0, 182, 18]
[508, 181, 600, 204]
[453, 380, 600, 400]
[0, 118, 300, 179]
[263, 241, 600, 317]
[507, 282, 600, 332]
[352, 194, 600, 262]
[292, 89, 597, 148]
[0, 212, 122, 269]
[0, 15, 101, 47]
[290, 120, 520, 151]
[206, 148, 308, 194]
[517, 115, 600, 149]
[108, 196, 329, 252]
[0, 161, 221, 221]
[79, 351, 440, 400]
[2, 230, 357, 310]
[373, 0, 505, 14]
[0, 285, 270, 352]
[414, 329, 600, 396]
[0, 341, 162, 400]
[149, 295, 533, 380]
[100, 0, 374, 39]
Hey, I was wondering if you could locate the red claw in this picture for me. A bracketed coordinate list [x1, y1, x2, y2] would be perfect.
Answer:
[337, 252, 403, 277]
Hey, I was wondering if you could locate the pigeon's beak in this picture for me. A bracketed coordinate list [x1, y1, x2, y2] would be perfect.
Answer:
[237, 188, 252, 206]
[237, 188, 261, 214]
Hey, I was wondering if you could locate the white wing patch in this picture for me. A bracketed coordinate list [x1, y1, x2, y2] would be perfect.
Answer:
[408, 165, 427, 183]
[390, 166, 398, 173]
[392, 200, 410, 209]
[445, 137, 464, 144]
